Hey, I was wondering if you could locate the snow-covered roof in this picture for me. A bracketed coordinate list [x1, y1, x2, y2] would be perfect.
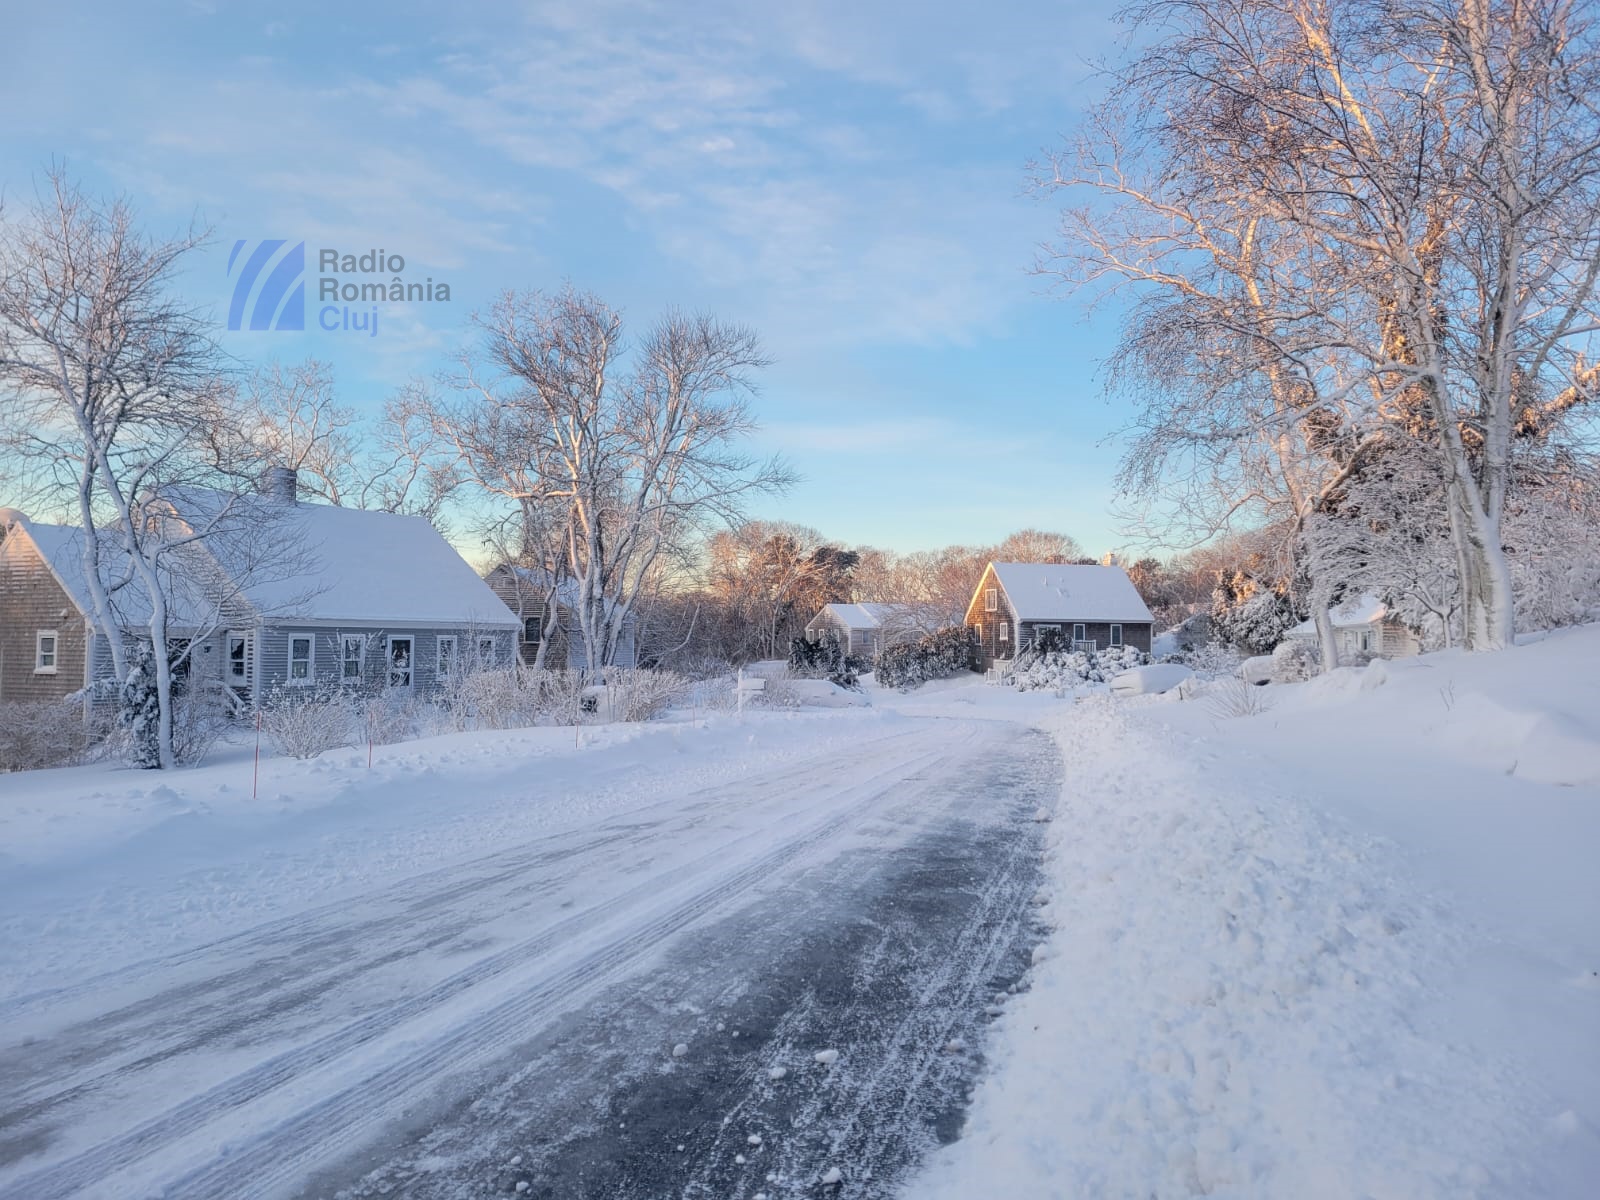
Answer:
[987, 562, 1155, 623]
[811, 602, 900, 630]
[1286, 593, 1391, 637]
[3, 520, 223, 630]
[167, 489, 519, 628]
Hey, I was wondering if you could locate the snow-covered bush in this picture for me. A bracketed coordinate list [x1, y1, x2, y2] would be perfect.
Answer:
[262, 684, 357, 759]
[875, 625, 977, 690]
[167, 688, 232, 766]
[1010, 644, 1150, 692]
[603, 667, 690, 722]
[788, 630, 859, 689]
[441, 667, 542, 731]
[354, 691, 422, 745]
[1211, 572, 1295, 654]
[0, 698, 94, 772]
[119, 646, 162, 769]
[1269, 639, 1318, 684]
[1175, 641, 1241, 679]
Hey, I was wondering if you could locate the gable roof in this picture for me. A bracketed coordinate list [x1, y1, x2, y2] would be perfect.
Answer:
[1, 518, 233, 631]
[985, 562, 1155, 623]
[165, 489, 519, 628]
[1286, 593, 1391, 637]
[811, 602, 899, 630]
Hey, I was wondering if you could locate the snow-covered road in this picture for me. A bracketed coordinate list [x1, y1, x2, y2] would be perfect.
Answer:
[0, 716, 1058, 1200]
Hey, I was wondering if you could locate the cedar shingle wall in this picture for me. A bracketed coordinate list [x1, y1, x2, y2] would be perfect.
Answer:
[0, 534, 86, 703]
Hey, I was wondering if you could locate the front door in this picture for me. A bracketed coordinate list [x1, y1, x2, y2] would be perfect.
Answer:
[387, 636, 414, 688]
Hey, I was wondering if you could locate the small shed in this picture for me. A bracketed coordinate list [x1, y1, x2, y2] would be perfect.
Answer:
[804, 603, 901, 661]
[1284, 595, 1421, 661]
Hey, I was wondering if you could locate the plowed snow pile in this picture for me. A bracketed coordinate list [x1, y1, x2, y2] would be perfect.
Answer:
[912, 624, 1600, 1199]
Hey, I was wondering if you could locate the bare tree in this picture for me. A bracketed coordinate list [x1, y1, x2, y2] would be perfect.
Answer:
[1044, 0, 1600, 653]
[0, 171, 232, 766]
[445, 287, 795, 671]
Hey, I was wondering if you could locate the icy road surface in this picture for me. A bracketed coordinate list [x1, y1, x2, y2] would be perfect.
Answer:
[0, 718, 1057, 1199]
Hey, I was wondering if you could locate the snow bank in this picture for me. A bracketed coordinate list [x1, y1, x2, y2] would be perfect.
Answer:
[914, 623, 1600, 1198]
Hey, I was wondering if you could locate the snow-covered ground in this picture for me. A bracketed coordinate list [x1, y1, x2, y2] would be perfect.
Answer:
[3, 628, 1596, 1198]
[901, 624, 1600, 1199]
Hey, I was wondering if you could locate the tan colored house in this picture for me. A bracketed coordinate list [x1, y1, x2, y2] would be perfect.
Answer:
[0, 513, 96, 703]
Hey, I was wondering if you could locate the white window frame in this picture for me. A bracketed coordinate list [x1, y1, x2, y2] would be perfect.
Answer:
[984, 588, 998, 612]
[1109, 624, 1123, 647]
[974, 621, 983, 640]
[436, 635, 458, 680]
[386, 635, 414, 689]
[287, 634, 314, 684]
[35, 630, 59, 674]
[476, 636, 496, 667]
[999, 621, 1009, 642]
[226, 631, 251, 684]
[1072, 623, 1087, 643]
[341, 634, 366, 683]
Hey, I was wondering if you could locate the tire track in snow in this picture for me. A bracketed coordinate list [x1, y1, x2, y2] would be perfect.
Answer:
[0, 724, 981, 1200]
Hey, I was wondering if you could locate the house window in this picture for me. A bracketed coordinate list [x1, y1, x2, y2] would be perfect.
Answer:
[385, 640, 412, 684]
[477, 636, 497, 667]
[387, 636, 414, 688]
[1072, 623, 1086, 643]
[1109, 624, 1123, 647]
[437, 635, 458, 680]
[985, 588, 998, 612]
[35, 631, 58, 674]
[341, 635, 365, 682]
[1359, 629, 1374, 652]
[227, 632, 251, 684]
[974, 621, 983, 640]
[999, 621, 1009, 642]
[288, 635, 313, 683]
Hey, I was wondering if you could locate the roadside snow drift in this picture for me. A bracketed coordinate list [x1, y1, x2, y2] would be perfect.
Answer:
[909, 624, 1600, 1199]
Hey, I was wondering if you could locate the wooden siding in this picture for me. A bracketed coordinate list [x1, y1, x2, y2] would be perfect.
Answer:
[0, 531, 90, 703]
[255, 624, 516, 702]
[962, 564, 1018, 671]
[1017, 620, 1152, 655]
[963, 563, 1154, 669]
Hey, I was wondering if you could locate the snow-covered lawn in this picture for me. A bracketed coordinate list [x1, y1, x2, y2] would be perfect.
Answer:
[0, 708, 904, 1002]
[900, 624, 1600, 1198]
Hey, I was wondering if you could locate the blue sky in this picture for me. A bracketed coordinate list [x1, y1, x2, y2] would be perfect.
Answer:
[1, 0, 1140, 556]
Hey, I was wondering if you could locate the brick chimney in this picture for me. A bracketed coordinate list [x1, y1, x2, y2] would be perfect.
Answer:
[262, 466, 298, 504]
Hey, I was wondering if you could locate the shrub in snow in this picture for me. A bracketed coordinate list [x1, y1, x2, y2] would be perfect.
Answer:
[1205, 676, 1272, 719]
[262, 684, 357, 759]
[1175, 641, 1242, 679]
[602, 667, 691, 722]
[0, 698, 96, 772]
[1011, 644, 1149, 692]
[875, 625, 977, 691]
[118, 646, 162, 769]
[788, 630, 859, 689]
[166, 688, 232, 766]
[355, 691, 421, 745]
[1269, 638, 1318, 684]
[1211, 575, 1295, 654]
